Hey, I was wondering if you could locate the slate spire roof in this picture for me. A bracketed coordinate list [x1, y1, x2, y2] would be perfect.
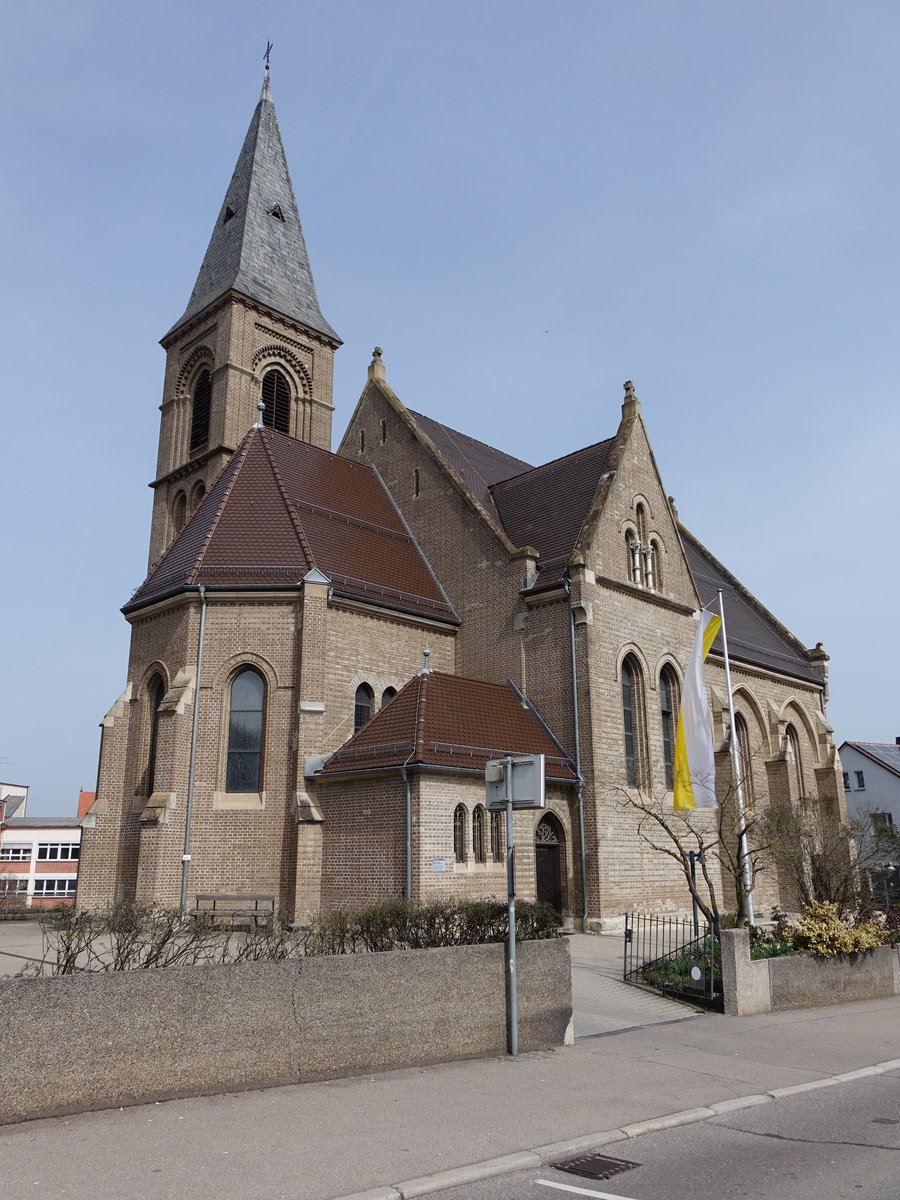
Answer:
[167, 74, 339, 342]
[316, 671, 577, 781]
[125, 427, 457, 624]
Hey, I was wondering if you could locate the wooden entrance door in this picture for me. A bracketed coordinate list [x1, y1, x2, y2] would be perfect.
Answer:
[535, 817, 562, 913]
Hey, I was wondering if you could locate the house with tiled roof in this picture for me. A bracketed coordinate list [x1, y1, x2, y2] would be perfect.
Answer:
[78, 72, 846, 923]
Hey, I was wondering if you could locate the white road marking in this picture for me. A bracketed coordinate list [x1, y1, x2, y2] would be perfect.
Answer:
[536, 1180, 639, 1200]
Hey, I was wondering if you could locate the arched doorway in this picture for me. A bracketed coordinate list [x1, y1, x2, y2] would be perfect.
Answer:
[535, 814, 563, 914]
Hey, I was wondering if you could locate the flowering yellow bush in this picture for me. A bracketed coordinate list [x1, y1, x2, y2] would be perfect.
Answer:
[784, 902, 883, 958]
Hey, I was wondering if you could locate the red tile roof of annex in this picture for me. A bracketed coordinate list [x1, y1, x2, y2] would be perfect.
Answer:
[317, 671, 577, 781]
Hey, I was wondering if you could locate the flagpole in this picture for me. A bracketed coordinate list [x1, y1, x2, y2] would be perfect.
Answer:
[717, 588, 755, 926]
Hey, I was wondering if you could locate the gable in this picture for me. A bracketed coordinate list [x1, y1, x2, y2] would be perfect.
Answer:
[580, 415, 699, 608]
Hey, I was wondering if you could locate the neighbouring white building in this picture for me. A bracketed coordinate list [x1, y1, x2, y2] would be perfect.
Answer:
[0, 789, 83, 909]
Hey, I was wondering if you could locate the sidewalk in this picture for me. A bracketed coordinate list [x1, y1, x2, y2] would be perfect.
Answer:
[1, 927, 897, 1200]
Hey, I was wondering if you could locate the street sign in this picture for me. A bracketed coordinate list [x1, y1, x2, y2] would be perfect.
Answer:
[485, 754, 545, 810]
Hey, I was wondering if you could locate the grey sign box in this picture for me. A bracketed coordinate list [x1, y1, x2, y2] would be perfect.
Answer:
[433, 859, 446, 873]
[485, 754, 546, 810]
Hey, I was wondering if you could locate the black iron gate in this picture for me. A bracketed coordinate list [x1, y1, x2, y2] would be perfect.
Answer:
[623, 912, 722, 1011]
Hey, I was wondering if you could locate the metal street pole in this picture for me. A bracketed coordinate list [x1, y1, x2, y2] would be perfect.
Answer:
[505, 755, 518, 1057]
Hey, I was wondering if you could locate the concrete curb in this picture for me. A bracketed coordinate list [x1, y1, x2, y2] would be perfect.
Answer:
[335, 1056, 900, 1200]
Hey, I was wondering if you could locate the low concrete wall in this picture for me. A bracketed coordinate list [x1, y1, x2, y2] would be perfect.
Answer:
[0, 938, 571, 1124]
[721, 928, 900, 1016]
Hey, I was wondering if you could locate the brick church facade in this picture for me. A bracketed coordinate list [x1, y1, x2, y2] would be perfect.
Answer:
[77, 75, 846, 924]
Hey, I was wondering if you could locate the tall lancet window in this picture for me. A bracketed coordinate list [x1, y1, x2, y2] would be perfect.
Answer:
[226, 669, 265, 793]
[190, 369, 212, 452]
[261, 369, 291, 434]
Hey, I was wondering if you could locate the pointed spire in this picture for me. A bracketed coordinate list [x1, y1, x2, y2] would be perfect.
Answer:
[167, 77, 340, 344]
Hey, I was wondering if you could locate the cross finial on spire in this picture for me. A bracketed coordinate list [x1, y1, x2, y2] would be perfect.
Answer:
[368, 345, 386, 384]
[622, 378, 641, 419]
[262, 41, 274, 99]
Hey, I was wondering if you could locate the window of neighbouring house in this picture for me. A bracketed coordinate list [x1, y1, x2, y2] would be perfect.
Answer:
[0, 844, 31, 861]
[32, 878, 77, 897]
[855, 770, 866, 790]
[37, 843, 80, 861]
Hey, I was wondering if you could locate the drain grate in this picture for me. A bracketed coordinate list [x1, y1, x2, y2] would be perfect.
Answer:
[552, 1152, 640, 1182]
[872, 1117, 899, 1126]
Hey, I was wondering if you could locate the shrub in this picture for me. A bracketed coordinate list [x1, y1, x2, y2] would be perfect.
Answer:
[29, 898, 560, 975]
[783, 901, 883, 958]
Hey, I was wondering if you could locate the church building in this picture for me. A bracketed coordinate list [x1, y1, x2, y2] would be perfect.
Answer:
[77, 74, 846, 924]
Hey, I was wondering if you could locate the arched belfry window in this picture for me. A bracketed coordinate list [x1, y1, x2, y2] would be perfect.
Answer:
[381, 687, 397, 709]
[622, 654, 649, 789]
[145, 675, 166, 796]
[226, 669, 265, 793]
[261, 368, 291, 434]
[190, 369, 211, 452]
[354, 683, 373, 732]
[659, 665, 679, 791]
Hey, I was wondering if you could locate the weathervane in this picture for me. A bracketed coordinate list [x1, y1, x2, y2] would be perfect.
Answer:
[264, 40, 273, 72]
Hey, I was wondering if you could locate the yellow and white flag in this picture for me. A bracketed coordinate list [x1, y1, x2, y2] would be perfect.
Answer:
[673, 610, 722, 810]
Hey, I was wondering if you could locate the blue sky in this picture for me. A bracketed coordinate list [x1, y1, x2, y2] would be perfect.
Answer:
[2, 2, 898, 815]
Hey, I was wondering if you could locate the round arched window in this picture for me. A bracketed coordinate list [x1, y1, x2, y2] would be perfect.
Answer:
[261, 369, 291, 434]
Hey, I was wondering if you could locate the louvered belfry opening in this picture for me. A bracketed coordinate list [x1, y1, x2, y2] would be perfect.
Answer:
[261, 368, 291, 434]
[189, 369, 212, 452]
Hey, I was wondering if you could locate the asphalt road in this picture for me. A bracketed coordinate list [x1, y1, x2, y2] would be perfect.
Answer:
[432, 1074, 900, 1200]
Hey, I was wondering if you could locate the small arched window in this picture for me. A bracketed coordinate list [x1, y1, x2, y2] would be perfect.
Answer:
[660, 665, 679, 791]
[381, 687, 397, 709]
[354, 683, 374, 732]
[190, 481, 206, 512]
[453, 804, 466, 863]
[622, 654, 648, 789]
[381, 418, 387, 444]
[472, 805, 486, 863]
[414, 468, 420, 498]
[490, 811, 503, 862]
[785, 724, 803, 797]
[145, 674, 166, 795]
[261, 368, 291, 434]
[226, 668, 265, 793]
[626, 532, 641, 585]
[650, 539, 663, 592]
[172, 491, 187, 535]
[189, 369, 211, 452]
[734, 713, 754, 806]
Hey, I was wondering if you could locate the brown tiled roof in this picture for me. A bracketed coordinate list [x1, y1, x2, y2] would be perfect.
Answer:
[317, 671, 577, 782]
[680, 526, 821, 684]
[490, 439, 615, 588]
[126, 428, 458, 623]
[406, 409, 533, 509]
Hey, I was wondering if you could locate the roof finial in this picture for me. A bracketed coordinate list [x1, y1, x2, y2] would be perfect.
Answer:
[262, 40, 273, 99]
[368, 345, 386, 384]
[256, 397, 266, 429]
[622, 378, 641, 420]
[420, 644, 431, 675]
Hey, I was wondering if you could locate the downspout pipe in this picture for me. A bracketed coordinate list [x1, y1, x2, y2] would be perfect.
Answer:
[401, 765, 412, 901]
[180, 585, 207, 920]
[566, 577, 589, 931]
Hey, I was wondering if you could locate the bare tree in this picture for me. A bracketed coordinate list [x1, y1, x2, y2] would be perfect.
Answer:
[761, 797, 899, 913]
[613, 774, 770, 938]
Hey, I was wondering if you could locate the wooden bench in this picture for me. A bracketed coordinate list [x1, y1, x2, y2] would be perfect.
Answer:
[194, 894, 276, 933]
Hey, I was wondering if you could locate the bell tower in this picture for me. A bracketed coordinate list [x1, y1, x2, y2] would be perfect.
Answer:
[147, 70, 341, 569]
